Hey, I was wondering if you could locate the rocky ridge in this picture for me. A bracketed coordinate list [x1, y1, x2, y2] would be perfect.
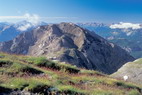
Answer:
[0, 23, 134, 74]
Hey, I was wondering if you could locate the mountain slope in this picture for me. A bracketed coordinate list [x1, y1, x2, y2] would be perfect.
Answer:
[0, 23, 134, 74]
[78, 22, 142, 58]
[0, 21, 47, 42]
[0, 26, 20, 42]
[112, 58, 142, 85]
[0, 52, 141, 95]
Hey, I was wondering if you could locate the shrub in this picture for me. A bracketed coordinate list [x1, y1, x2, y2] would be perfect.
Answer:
[0, 60, 13, 67]
[27, 57, 80, 73]
[27, 81, 48, 93]
[45, 61, 61, 70]
[114, 81, 141, 92]
[27, 57, 47, 66]
[6, 62, 43, 75]
[59, 63, 80, 74]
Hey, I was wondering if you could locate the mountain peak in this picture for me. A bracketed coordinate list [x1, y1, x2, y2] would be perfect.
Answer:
[0, 23, 134, 74]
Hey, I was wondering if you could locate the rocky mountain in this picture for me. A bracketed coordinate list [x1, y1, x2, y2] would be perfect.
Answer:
[112, 58, 142, 85]
[78, 22, 142, 58]
[0, 23, 134, 74]
[0, 21, 47, 42]
[0, 25, 21, 42]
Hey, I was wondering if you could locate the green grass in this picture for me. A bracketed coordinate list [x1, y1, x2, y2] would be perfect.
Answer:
[114, 81, 141, 90]
[0, 52, 142, 95]
[27, 57, 47, 66]
[91, 90, 113, 95]
[0, 62, 43, 76]
[57, 85, 85, 95]
[81, 69, 105, 76]
[0, 78, 29, 90]
[27, 56, 80, 73]
[128, 89, 141, 95]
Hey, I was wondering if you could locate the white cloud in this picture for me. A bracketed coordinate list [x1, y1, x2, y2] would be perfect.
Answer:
[110, 22, 141, 29]
[24, 13, 39, 25]
[0, 14, 77, 21]
[0, 13, 78, 31]
[0, 13, 40, 24]
[17, 23, 31, 31]
[0, 13, 40, 31]
[16, 13, 40, 31]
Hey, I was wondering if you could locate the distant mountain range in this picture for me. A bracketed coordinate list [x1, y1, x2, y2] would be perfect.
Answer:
[0, 23, 134, 74]
[0, 21, 47, 42]
[78, 22, 142, 58]
[1, 21, 142, 59]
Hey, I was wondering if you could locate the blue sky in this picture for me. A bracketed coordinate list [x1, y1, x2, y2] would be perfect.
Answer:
[0, 0, 142, 23]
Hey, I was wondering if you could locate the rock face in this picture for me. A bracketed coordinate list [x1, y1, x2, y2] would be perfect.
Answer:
[112, 58, 142, 85]
[0, 24, 21, 42]
[0, 23, 135, 74]
[78, 22, 142, 59]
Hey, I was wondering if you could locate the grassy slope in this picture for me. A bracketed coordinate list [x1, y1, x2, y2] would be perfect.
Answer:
[0, 52, 142, 95]
[111, 58, 142, 85]
[133, 58, 142, 64]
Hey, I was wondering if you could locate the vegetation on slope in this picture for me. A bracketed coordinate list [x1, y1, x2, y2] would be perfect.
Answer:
[0, 52, 142, 95]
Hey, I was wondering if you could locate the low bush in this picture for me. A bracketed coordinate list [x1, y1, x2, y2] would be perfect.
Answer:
[27, 57, 80, 73]
[115, 81, 142, 92]
[5, 62, 43, 75]
[0, 60, 13, 67]
[27, 57, 47, 66]
[59, 63, 80, 74]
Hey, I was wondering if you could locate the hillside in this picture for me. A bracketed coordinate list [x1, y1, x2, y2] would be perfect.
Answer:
[112, 58, 142, 85]
[0, 52, 141, 95]
[0, 23, 134, 74]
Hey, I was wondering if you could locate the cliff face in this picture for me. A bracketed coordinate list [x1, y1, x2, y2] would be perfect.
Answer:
[0, 23, 135, 74]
